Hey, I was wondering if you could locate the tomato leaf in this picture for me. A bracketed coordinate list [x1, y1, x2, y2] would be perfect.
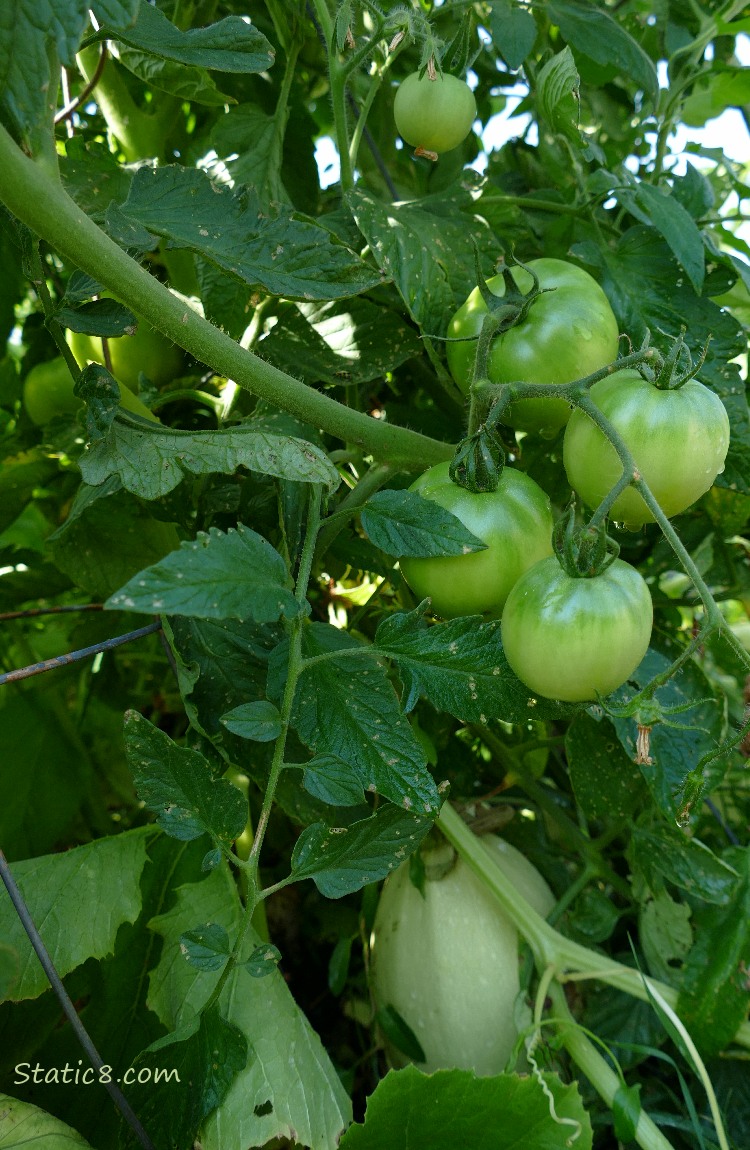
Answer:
[361, 490, 486, 558]
[347, 185, 491, 335]
[179, 923, 231, 971]
[220, 700, 283, 743]
[608, 635, 727, 820]
[95, 4, 274, 72]
[303, 754, 370, 808]
[268, 623, 441, 815]
[537, 48, 583, 148]
[0, 448, 58, 533]
[490, 0, 537, 71]
[80, 415, 341, 499]
[616, 182, 705, 295]
[338, 1066, 593, 1149]
[548, 0, 658, 105]
[91, 1, 139, 27]
[124, 711, 247, 845]
[291, 805, 434, 898]
[565, 713, 648, 823]
[0, 1, 91, 152]
[245, 943, 281, 978]
[576, 227, 750, 495]
[58, 297, 137, 337]
[677, 847, 750, 1056]
[257, 298, 422, 387]
[106, 524, 300, 623]
[166, 616, 281, 738]
[375, 609, 578, 722]
[49, 485, 180, 599]
[0, 828, 150, 1002]
[125, 1005, 248, 1147]
[631, 825, 740, 906]
[109, 167, 381, 300]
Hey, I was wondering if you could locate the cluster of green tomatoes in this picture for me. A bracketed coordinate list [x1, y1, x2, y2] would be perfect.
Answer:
[397, 256, 731, 704]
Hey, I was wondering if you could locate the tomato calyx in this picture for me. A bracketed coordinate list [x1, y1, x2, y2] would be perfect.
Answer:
[477, 253, 549, 327]
[552, 504, 619, 579]
[649, 328, 711, 392]
[449, 397, 507, 493]
[461, 251, 553, 387]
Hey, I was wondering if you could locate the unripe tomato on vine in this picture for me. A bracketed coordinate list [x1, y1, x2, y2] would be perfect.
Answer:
[447, 259, 620, 437]
[563, 367, 730, 529]
[67, 292, 183, 391]
[394, 70, 476, 159]
[501, 555, 653, 702]
[398, 461, 554, 620]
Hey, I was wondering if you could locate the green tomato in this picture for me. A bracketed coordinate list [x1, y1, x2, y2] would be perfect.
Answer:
[23, 356, 158, 425]
[370, 836, 554, 1075]
[446, 259, 620, 436]
[563, 368, 731, 529]
[394, 71, 477, 155]
[23, 358, 83, 425]
[399, 461, 554, 619]
[501, 556, 653, 702]
[67, 294, 183, 390]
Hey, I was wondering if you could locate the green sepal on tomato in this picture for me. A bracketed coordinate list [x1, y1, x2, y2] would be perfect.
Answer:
[501, 555, 653, 702]
[446, 259, 620, 437]
[66, 293, 183, 391]
[399, 461, 554, 620]
[370, 835, 554, 1075]
[23, 356, 158, 425]
[563, 368, 730, 529]
[394, 71, 476, 156]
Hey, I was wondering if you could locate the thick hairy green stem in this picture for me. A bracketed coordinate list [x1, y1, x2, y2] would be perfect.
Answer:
[77, 47, 170, 162]
[0, 124, 452, 470]
[204, 487, 324, 1011]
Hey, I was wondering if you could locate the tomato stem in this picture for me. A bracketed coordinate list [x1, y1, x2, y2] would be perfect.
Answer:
[437, 801, 750, 1051]
[203, 485, 325, 1012]
[547, 983, 678, 1150]
[0, 123, 453, 470]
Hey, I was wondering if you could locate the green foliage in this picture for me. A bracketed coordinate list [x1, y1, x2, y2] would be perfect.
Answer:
[0, 1, 749, 1148]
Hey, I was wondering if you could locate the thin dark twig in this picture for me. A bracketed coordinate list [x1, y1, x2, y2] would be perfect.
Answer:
[159, 627, 181, 683]
[0, 622, 161, 685]
[0, 603, 104, 622]
[346, 91, 399, 199]
[705, 798, 740, 846]
[0, 850, 156, 1150]
[54, 43, 108, 125]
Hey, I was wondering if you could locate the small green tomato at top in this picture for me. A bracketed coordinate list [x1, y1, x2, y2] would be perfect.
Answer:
[394, 71, 476, 158]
